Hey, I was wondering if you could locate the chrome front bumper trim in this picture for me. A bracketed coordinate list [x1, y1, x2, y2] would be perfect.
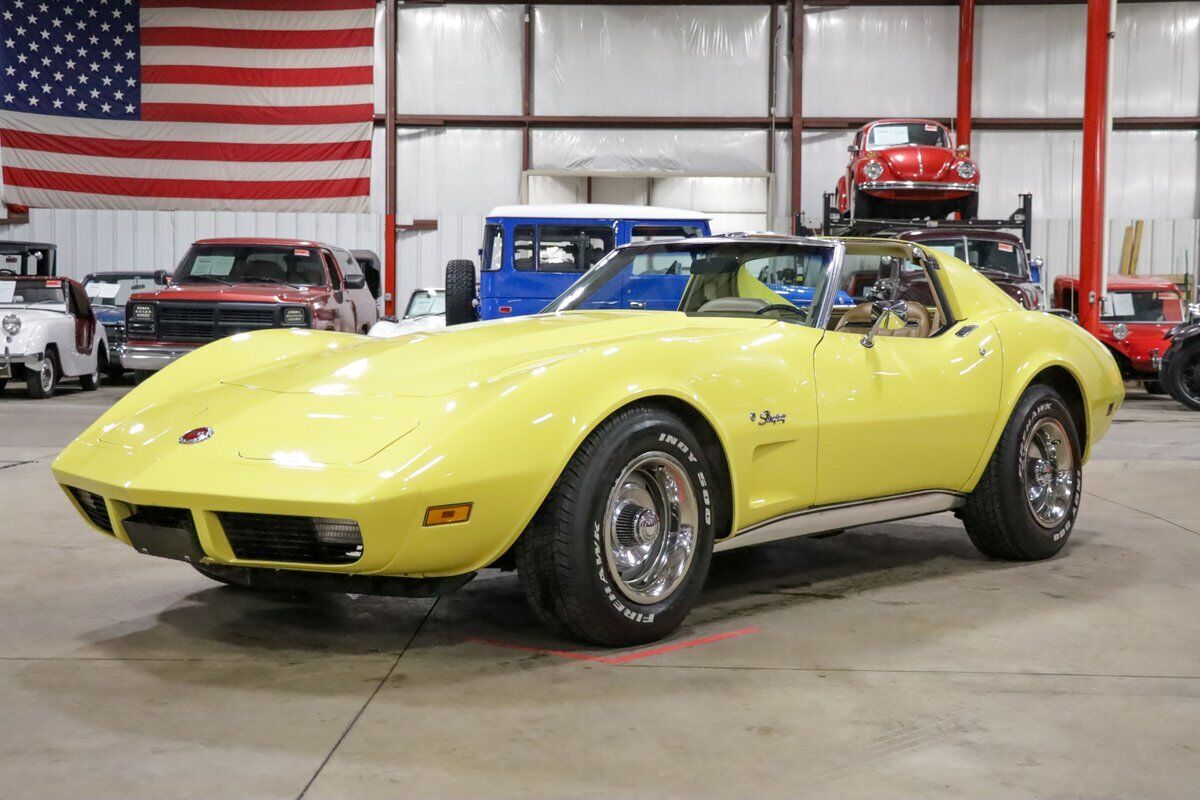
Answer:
[0, 351, 44, 379]
[860, 181, 978, 193]
[122, 344, 197, 372]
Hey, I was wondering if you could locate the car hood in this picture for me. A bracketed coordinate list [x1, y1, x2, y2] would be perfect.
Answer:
[134, 284, 321, 305]
[224, 311, 768, 398]
[873, 146, 955, 181]
[93, 306, 125, 324]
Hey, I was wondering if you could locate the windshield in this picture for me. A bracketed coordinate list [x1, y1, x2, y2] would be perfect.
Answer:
[84, 275, 157, 306]
[0, 279, 66, 308]
[922, 237, 1025, 277]
[868, 122, 949, 149]
[174, 245, 328, 287]
[545, 241, 837, 327]
[405, 290, 445, 318]
[1102, 289, 1185, 323]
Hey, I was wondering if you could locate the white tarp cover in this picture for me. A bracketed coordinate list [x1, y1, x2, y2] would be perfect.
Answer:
[534, 5, 770, 116]
[531, 128, 767, 175]
[397, 5, 524, 115]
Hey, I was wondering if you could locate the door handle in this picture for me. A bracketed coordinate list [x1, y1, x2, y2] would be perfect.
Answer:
[628, 301, 647, 309]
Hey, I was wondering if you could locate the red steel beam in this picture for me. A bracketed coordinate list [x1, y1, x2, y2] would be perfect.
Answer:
[956, 0, 975, 150]
[521, 4, 533, 172]
[378, 114, 1200, 132]
[1078, 0, 1112, 333]
[789, 0, 802, 232]
[384, 0, 398, 317]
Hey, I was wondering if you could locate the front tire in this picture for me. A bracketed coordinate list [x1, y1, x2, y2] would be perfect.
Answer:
[516, 405, 718, 646]
[1163, 344, 1200, 411]
[26, 349, 60, 399]
[958, 193, 979, 220]
[961, 384, 1082, 561]
[79, 349, 102, 392]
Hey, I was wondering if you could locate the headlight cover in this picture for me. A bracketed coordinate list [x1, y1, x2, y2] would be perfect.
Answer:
[1112, 322, 1129, 341]
[281, 306, 308, 326]
[2, 314, 20, 335]
[863, 161, 884, 181]
[130, 304, 155, 321]
[956, 161, 977, 180]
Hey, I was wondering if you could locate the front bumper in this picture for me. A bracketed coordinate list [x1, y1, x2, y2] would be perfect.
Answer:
[122, 344, 197, 372]
[860, 180, 978, 194]
[0, 349, 44, 380]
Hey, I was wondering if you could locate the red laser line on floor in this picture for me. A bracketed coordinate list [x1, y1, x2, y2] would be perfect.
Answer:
[470, 625, 761, 665]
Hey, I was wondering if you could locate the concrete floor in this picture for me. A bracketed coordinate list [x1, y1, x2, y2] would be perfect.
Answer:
[1, 380, 1198, 799]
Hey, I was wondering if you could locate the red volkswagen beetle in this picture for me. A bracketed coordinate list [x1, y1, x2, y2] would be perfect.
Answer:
[835, 119, 979, 221]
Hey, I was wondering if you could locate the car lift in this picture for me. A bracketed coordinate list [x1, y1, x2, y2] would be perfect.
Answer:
[815, 193, 1034, 250]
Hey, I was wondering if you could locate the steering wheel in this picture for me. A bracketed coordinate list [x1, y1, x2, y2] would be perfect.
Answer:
[755, 303, 807, 320]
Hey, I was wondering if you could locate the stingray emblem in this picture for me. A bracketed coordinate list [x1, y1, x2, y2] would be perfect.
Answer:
[179, 427, 214, 445]
[750, 410, 787, 426]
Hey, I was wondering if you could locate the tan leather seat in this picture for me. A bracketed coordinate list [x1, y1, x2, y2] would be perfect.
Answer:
[834, 300, 933, 339]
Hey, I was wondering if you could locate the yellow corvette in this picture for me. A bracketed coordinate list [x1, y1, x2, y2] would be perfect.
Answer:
[53, 235, 1124, 645]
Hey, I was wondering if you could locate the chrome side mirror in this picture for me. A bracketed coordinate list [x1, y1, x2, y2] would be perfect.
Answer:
[860, 299, 908, 349]
[847, 144, 860, 156]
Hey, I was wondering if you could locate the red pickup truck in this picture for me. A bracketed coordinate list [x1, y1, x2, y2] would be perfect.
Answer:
[124, 238, 379, 376]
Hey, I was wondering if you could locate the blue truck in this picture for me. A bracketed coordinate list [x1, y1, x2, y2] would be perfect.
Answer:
[442, 204, 850, 326]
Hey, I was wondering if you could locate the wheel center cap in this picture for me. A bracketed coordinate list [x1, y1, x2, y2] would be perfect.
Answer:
[634, 509, 660, 545]
[1034, 459, 1053, 486]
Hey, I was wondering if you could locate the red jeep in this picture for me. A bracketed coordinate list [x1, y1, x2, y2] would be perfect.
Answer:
[124, 239, 379, 376]
[1054, 274, 1185, 392]
[836, 119, 979, 220]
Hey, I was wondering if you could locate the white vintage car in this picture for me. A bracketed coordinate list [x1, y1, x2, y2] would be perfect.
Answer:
[0, 276, 109, 398]
[368, 287, 446, 338]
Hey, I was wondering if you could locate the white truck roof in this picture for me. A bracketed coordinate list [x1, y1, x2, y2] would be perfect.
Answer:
[486, 204, 711, 221]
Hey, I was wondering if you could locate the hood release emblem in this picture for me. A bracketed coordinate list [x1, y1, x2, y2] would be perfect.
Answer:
[179, 427, 214, 445]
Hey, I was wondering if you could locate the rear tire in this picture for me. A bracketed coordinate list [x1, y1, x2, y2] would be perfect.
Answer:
[1142, 379, 1167, 396]
[1163, 344, 1200, 411]
[26, 349, 60, 399]
[515, 405, 718, 646]
[961, 384, 1082, 561]
[444, 259, 477, 326]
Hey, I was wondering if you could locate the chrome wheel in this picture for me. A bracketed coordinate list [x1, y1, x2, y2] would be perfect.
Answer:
[602, 452, 698, 604]
[1022, 418, 1075, 528]
[39, 360, 55, 393]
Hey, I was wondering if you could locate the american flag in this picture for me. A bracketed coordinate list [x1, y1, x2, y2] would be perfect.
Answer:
[0, 0, 374, 212]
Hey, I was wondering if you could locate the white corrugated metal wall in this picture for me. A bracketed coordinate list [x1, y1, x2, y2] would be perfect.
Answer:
[1, 3, 1198, 299]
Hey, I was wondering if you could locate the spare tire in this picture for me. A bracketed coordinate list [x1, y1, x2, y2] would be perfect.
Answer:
[444, 259, 477, 326]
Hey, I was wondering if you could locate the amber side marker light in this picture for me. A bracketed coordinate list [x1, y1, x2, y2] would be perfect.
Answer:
[424, 503, 472, 526]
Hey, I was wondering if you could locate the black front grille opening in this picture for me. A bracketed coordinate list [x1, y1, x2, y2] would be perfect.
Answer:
[217, 513, 363, 565]
[126, 505, 196, 532]
[69, 487, 113, 533]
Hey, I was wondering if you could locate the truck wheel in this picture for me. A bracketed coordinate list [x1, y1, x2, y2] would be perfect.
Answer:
[516, 405, 718, 646]
[444, 259, 477, 326]
[27, 349, 60, 399]
[1164, 344, 1200, 411]
[133, 370, 153, 385]
[1142, 379, 1167, 395]
[961, 384, 1082, 561]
